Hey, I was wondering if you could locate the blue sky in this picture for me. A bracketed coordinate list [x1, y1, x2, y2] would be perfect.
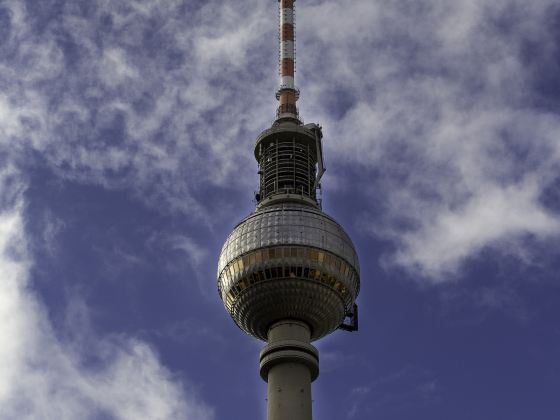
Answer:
[1, 0, 560, 418]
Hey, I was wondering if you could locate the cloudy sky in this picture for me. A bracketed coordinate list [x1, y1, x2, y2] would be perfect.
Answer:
[1, 0, 559, 418]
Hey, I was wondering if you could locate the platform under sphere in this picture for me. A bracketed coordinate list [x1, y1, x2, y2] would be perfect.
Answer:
[217, 203, 360, 341]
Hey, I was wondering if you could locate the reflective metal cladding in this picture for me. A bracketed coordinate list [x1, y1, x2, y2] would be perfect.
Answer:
[217, 203, 360, 340]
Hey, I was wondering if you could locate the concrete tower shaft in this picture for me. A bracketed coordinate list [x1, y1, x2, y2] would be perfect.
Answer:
[260, 320, 318, 420]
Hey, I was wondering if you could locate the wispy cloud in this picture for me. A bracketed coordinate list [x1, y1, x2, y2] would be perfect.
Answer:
[0, 172, 214, 419]
[298, 0, 560, 279]
[0, 0, 275, 222]
[5, 0, 559, 280]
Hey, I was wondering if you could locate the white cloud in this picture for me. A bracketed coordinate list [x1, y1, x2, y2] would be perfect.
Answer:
[100, 48, 139, 87]
[298, 0, 560, 278]
[0, 0, 274, 221]
[170, 235, 209, 268]
[394, 180, 560, 278]
[0, 174, 213, 419]
[1, 0, 559, 283]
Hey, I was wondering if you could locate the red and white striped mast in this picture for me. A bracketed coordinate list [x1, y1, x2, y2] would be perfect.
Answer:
[276, 0, 300, 120]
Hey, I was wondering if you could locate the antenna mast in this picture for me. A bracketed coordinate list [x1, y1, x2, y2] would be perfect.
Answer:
[276, 0, 300, 120]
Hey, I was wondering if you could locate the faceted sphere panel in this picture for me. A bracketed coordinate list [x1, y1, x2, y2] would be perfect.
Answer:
[217, 203, 360, 341]
[232, 279, 347, 341]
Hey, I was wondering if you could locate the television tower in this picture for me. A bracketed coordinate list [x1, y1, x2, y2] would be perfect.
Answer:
[217, 1, 360, 419]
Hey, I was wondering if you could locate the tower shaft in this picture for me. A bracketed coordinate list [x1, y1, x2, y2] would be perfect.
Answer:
[260, 321, 318, 420]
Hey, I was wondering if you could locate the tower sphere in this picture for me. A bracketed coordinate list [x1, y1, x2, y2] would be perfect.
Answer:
[218, 202, 359, 341]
